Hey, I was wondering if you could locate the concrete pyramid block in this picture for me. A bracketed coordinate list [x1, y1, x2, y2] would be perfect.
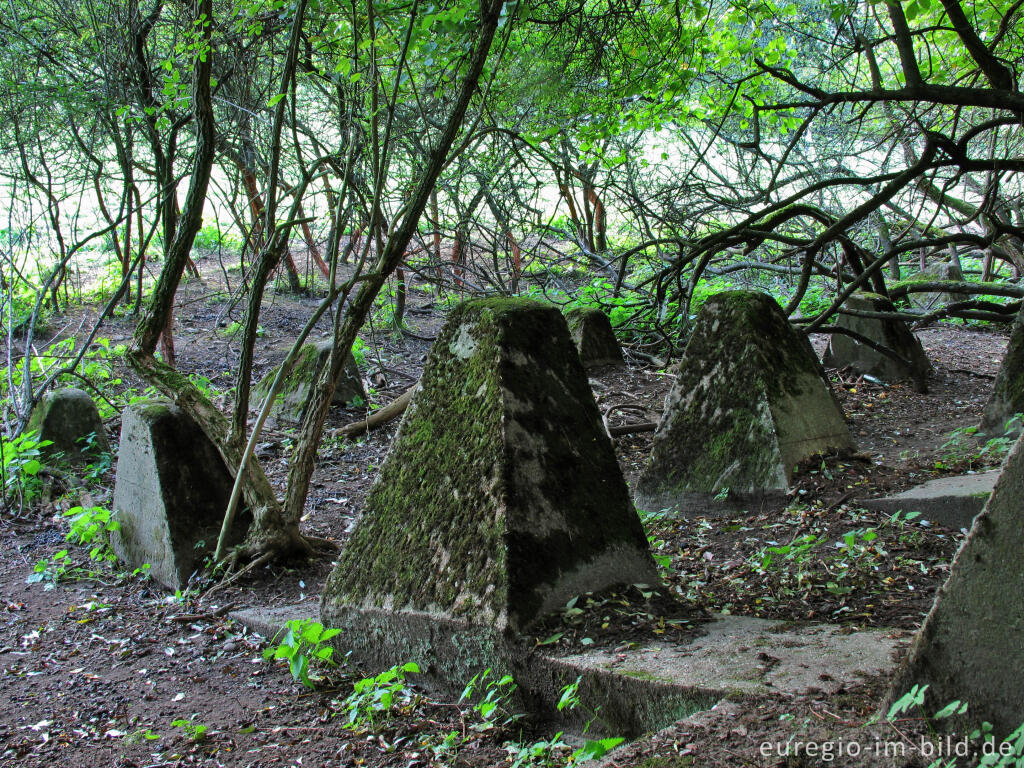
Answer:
[890, 432, 1024, 737]
[901, 260, 966, 309]
[321, 298, 656, 652]
[26, 387, 109, 464]
[565, 307, 625, 368]
[252, 340, 364, 424]
[822, 292, 931, 392]
[111, 400, 249, 589]
[636, 291, 854, 514]
[981, 304, 1024, 436]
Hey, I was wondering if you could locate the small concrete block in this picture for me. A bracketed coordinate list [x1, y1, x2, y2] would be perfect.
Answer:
[26, 387, 109, 464]
[110, 400, 249, 590]
[252, 341, 364, 424]
[822, 292, 930, 391]
[901, 261, 966, 309]
[565, 307, 624, 368]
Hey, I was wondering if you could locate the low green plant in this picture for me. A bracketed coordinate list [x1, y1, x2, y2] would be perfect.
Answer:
[124, 727, 161, 744]
[887, 686, 1024, 767]
[262, 618, 341, 689]
[27, 549, 72, 589]
[460, 668, 521, 732]
[340, 661, 420, 730]
[938, 415, 1022, 470]
[193, 222, 240, 253]
[750, 533, 822, 573]
[1, 429, 52, 506]
[26, 505, 121, 589]
[350, 337, 368, 368]
[63, 505, 120, 562]
[506, 678, 623, 766]
[171, 716, 208, 742]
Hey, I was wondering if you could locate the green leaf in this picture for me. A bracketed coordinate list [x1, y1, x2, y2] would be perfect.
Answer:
[935, 700, 967, 719]
[573, 736, 625, 762]
[267, 93, 286, 108]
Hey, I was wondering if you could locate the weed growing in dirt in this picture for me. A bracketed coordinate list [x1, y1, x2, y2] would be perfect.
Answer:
[460, 668, 521, 731]
[340, 661, 420, 730]
[262, 618, 341, 689]
[27, 505, 121, 589]
[0, 429, 51, 509]
[124, 727, 161, 744]
[887, 685, 1024, 767]
[64, 505, 120, 562]
[505, 678, 624, 767]
[750, 533, 823, 587]
[27, 549, 72, 589]
[171, 716, 208, 742]
[938, 414, 1023, 470]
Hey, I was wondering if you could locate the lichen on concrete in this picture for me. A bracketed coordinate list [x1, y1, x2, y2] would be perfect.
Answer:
[252, 340, 364, 424]
[321, 297, 655, 636]
[636, 291, 854, 514]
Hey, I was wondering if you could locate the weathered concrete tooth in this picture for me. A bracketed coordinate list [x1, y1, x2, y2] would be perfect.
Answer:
[320, 297, 657, 684]
[636, 290, 855, 517]
[110, 400, 249, 589]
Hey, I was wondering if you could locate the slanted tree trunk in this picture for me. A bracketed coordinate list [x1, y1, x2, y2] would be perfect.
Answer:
[125, 0, 316, 564]
[280, 0, 506, 531]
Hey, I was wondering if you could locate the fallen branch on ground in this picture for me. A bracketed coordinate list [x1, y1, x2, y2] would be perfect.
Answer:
[332, 385, 417, 438]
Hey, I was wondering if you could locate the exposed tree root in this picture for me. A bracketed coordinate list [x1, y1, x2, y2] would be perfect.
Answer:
[204, 531, 338, 597]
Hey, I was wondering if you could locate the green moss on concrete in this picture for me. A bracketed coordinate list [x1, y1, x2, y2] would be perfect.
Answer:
[323, 298, 653, 632]
[638, 291, 850, 504]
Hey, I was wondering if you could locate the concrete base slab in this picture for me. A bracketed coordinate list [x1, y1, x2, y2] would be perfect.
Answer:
[859, 471, 998, 529]
[555, 615, 907, 699]
[232, 606, 907, 737]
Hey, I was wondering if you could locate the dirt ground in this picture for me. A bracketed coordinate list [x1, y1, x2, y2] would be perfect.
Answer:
[0, 256, 1013, 767]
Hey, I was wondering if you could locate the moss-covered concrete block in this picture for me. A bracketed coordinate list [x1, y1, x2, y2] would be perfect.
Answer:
[110, 400, 249, 590]
[889, 431, 1024, 737]
[252, 340, 364, 424]
[25, 387, 109, 464]
[564, 307, 624, 368]
[897, 260, 966, 309]
[981, 304, 1024, 436]
[635, 291, 854, 515]
[321, 298, 656, 646]
[822, 292, 931, 391]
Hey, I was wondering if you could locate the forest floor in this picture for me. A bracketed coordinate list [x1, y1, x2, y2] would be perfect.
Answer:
[0, 253, 1013, 767]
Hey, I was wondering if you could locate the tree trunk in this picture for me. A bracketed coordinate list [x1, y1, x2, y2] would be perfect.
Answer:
[279, 0, 506, 530]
